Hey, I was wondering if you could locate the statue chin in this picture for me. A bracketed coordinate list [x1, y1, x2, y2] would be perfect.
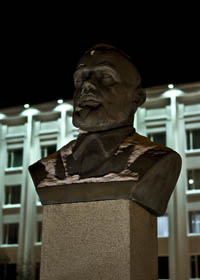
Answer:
[73, 115, 111, 132]
[73, 109, 134, 132]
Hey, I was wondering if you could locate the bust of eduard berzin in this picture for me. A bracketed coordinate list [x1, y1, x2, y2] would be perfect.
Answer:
[29, 44, 181, 216]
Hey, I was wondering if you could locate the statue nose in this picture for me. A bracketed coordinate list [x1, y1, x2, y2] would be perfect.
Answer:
[81, 81, 96, 95]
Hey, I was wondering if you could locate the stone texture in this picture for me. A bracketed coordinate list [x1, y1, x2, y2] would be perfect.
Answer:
[40, 199, 157, 280]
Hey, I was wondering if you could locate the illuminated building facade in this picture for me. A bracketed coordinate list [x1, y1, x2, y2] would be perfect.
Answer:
[0, 82, 200, 279]
[0, 101, 77, 279]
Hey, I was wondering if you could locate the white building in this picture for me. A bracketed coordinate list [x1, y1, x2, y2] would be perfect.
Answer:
[0, 82, 200, 280]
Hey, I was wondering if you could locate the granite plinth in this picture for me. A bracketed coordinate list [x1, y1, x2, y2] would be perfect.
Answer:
[40, 199, 157, 280]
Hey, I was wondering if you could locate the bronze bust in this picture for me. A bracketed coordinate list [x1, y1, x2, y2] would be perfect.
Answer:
[29, 44, 181, 216]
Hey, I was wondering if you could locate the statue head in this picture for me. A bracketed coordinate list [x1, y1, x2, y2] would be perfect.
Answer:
[72, 44, 146, 132]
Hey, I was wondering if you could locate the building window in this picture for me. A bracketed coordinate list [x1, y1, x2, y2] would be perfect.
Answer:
[189, 211, 200, 234]
[7, 148, 23, 168]
[36, 221, 42, 243]
[0, 263, 17, 280]
[4, 185, 21, 205]
[158, 256, 169, 279]
[41, 144, 57, 158]
[187, 169, 200, 190]
[191, 255, 200, 278]
[157, 215, 169, 237]
[35, 262, 40, 280]
[148, 132, 166, 146]
[73, 128, 79, 138]
[186, 129, 200, 150]
[3, 223, 19, 244]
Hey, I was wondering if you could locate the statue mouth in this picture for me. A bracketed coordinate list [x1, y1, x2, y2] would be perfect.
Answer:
[75, 105, 101, 120]
[74, 92, 102, 119]
[77, 93, 101, 108]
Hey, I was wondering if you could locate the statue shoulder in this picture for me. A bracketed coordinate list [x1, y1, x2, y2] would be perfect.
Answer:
[126, 132, 171, 151]
[130, 141, 182, 216]
[130, 132, 181, 165]
[29, 139, 76, 187]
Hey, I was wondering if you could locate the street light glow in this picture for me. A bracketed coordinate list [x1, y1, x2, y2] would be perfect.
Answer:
[24, 104, 30, 109]
[168, 84, 174, 89]
[57, 99, 64, 104]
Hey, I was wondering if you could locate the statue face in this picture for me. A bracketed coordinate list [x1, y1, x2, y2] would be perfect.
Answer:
[72, 50, 140, 132]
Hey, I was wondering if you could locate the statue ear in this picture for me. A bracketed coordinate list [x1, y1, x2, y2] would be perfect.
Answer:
[133, 87, 146, 109]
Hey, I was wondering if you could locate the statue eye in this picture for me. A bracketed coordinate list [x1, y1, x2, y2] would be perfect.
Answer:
[102, 73, 113, 79]
[74, 78, 83, 87]
[101, 72, 116, 85]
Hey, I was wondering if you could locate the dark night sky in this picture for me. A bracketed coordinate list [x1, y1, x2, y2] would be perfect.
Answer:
[1, 8, 199, 110]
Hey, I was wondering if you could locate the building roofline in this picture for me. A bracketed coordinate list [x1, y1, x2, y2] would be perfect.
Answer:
[0, 99, 74, 117]
[145, 81, 200, 95]
[0, 81, 199, 117]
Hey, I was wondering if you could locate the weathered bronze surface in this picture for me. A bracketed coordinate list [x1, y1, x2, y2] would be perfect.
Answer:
[29, 44, 181, 216]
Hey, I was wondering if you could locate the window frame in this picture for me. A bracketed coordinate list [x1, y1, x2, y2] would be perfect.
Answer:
[157, 214, 169, 238]
[147, 131, 167, 147]
[158, 255, 169, 279]
[6, 147, 23, 169]
[146, 125, 167, 147]
[187, 169, 200, 192]
[185, 127, 200, 151]
[190, 254, 200, 279]
[34, 218, 43, 245]
[2, 222, 19, 245]
[36, 221, 42, 243]
[188, 210, 200, 236]
[40, 143, 57, 158]
[0, 263, 17, 279]
[4, 184, 21, 206]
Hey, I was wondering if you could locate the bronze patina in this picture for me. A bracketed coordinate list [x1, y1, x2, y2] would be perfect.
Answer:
[29, 44, 181, 216]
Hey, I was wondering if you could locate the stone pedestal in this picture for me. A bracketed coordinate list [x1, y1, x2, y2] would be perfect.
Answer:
[40, 199, 157, 280]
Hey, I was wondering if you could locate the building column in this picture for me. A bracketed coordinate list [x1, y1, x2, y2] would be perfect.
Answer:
[135, 107, 146, 136]
[21, 112, 38, 278]
[167, 96, 189, 280]
[55, 103, 74, 149]
[0, 124, 7, 244]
